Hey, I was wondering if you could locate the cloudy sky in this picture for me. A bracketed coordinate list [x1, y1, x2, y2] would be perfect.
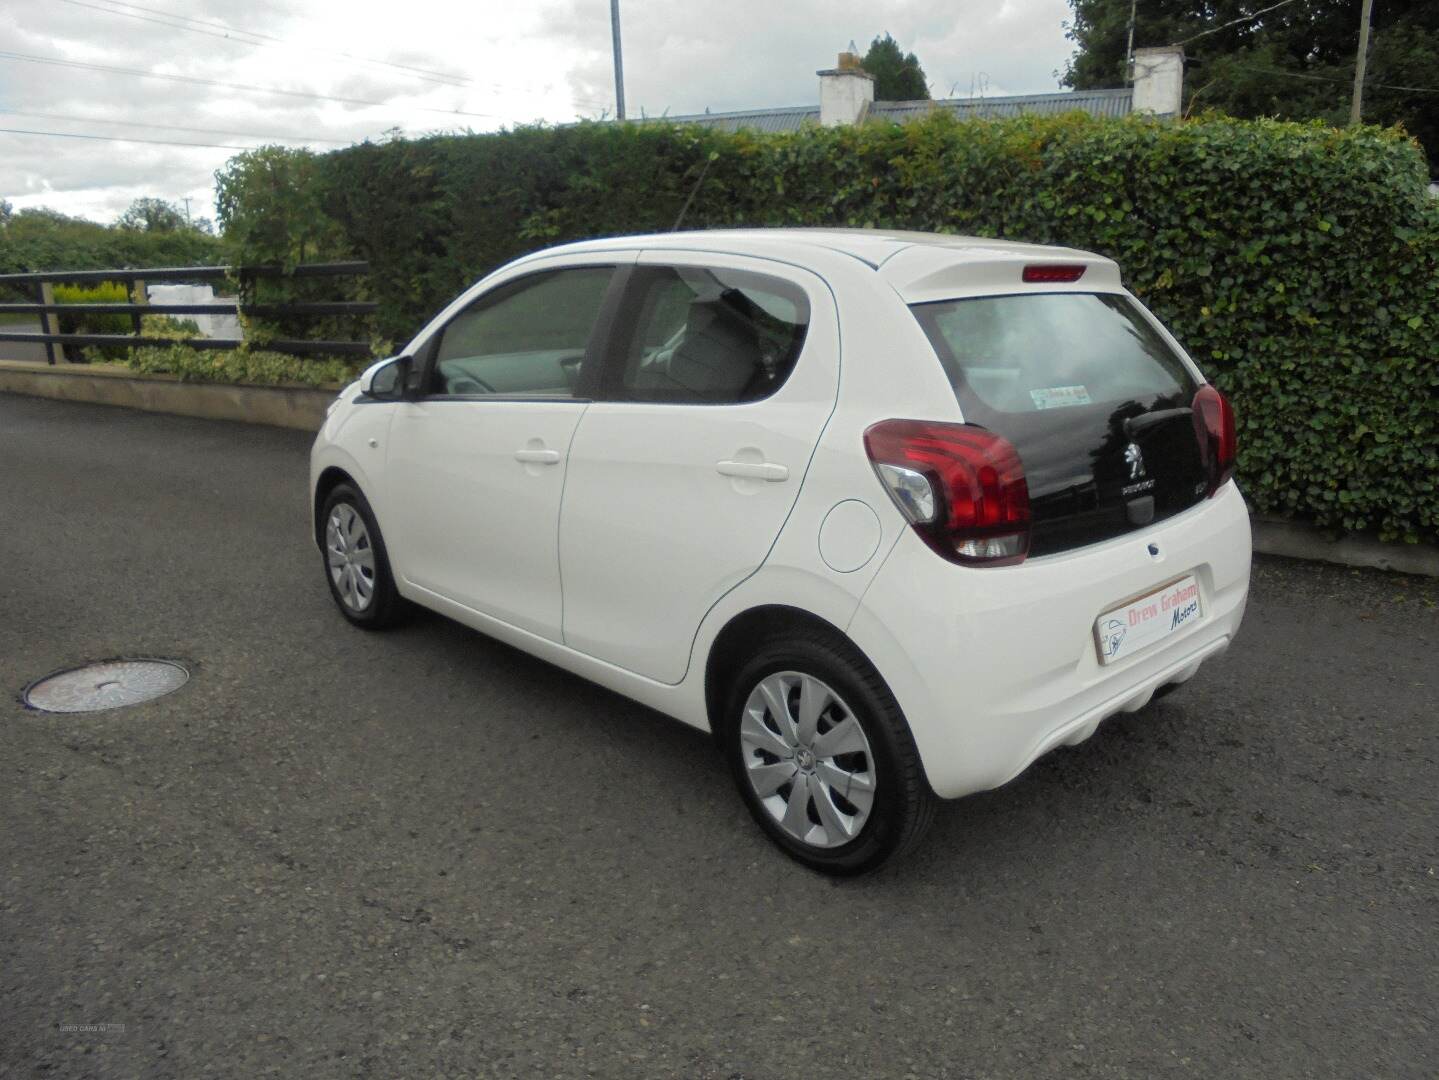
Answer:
[1, 0, 1077, 225]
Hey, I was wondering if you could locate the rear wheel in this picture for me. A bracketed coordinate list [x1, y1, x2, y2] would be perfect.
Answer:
[320, 483, 404, 629]
[721, 629, 936, 875]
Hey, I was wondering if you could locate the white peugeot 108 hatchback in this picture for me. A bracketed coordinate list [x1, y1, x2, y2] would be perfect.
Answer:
[311, 229, 1250, 874]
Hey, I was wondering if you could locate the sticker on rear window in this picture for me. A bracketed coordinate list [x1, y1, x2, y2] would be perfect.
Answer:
[1029, 385, 1092, 410]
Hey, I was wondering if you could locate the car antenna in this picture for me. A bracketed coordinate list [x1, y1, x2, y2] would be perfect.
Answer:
[671, 151, 719, 231]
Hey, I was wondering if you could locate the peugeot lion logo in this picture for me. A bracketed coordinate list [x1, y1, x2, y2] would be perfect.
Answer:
[1124, 441, 1147, 481]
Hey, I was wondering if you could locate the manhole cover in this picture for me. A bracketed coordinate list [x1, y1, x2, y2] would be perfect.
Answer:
[23, 660, 189, 714]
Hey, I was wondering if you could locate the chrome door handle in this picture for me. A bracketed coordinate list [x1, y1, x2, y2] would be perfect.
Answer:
[716, 460, 789, 482]
[514, 448, 560, 465]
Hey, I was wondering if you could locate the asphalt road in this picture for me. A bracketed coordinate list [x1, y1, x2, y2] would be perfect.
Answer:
[2, 393, 1435, 1080]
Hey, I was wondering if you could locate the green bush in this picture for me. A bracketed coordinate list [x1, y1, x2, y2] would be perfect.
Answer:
[0, 208, 222, 289]
[125, 313, 362, 388]
[53, 282, 132, 361]
[215, 113, 1439, 541]
[126, 342, 363, 388]
[53, 282, 130, 329]
[139, 313, 202, 338]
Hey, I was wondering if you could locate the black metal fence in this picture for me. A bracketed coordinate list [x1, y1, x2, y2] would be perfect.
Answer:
[0, 262, 377, 363]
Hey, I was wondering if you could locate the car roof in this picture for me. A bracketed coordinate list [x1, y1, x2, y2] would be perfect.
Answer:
[529, 227, 1107, 271]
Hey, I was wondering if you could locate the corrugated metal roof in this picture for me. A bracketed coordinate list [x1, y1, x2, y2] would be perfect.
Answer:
[647, 88, 1135, 134]
[645, 105, 820, 134]
[873, 88, 1135, 122]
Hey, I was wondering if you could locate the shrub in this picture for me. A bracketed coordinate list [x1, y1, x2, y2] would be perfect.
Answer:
[126, 342, 363, 388]
[140, 313, 202, 338]
[216, 113, 1439, 541]
[0, 208, 222, 289]
[53, 282, 132, 361]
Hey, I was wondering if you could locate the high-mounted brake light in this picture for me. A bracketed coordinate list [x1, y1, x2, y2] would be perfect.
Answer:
[864, 420, 1031, 566]
[1022, 264, 1087, 284]
[1192, 384, 1236, 497]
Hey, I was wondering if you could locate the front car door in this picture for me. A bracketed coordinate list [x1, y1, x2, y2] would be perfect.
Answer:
[558, 252, 840, 683]
[386, 261, 622, 641]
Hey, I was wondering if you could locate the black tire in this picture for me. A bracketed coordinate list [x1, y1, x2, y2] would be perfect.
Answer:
[318, 483, 406, 629]
[720, 627, 937, 875]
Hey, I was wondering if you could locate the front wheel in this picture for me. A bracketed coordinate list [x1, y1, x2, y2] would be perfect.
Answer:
[320, 483, 405, 629]
[722, 630, 936, 875]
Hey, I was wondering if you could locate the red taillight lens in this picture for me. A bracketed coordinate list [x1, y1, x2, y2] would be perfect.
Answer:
[864, 419, 1031, 566]
[1022, 264, 1087, 284]
[1192, 384, 1236, 496]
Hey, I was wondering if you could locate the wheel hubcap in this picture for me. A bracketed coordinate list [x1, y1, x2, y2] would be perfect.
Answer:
[325, 503, 376, 612]
[739, 671, 876, 849]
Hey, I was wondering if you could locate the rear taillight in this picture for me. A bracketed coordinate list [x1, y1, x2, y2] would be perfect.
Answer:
[864, 420, 1031, 566]
[1192, 384, 1236, 497]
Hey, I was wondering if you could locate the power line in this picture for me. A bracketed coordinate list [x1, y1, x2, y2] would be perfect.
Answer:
[0, 50, 507, 119]
[0, 107, 352, 144]
[50, 0, 614, 110]
[1189, 56, 1439, 94]
[53, 0, 470, 88]
[0, 125, 258, 151]
[1175, 0, 1303, 47]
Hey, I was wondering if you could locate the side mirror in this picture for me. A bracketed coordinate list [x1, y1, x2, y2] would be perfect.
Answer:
[361, 355, 416, 399]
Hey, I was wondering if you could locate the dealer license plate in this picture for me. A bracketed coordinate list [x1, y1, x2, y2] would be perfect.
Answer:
[1094, 575, 1202, 666]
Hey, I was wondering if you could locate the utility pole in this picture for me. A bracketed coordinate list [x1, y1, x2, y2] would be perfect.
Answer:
[1349, 0, 1373, 125]
[1124, 0, 1138, 84]
[610, 0, 626, 120]
[182, 196, 192, 224]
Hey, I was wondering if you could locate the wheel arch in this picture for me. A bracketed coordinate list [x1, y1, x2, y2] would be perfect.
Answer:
[313, 465, 359, 546]
[703, 604, 882, 739]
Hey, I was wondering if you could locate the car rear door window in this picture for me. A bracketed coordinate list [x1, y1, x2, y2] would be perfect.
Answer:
[604, 265, 809, 403]
[428, 267, 614, 398]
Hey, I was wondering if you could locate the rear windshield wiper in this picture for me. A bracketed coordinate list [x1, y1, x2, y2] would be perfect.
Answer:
[1123, 407, 1192, 438]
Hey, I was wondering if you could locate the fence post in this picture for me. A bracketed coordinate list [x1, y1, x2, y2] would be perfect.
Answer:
[130, 278, 148, 337]
[36, 282, 65, 365]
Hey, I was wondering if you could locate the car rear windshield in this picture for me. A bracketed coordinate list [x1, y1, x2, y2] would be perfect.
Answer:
[909, 292, 1197, 420]
[910, 292, 1207, 557]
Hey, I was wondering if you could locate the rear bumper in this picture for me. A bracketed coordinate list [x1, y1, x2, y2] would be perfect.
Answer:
[847, 482, 1252, 799]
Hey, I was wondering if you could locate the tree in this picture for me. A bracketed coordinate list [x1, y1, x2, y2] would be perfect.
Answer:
[214, 146, 347, 266]
[1062, 0, 1438, 170]
[0, 199, 12, 228]
[0, 206, 221, 278]
[115, 197, 190, 233]
[862, 33, 931, 101]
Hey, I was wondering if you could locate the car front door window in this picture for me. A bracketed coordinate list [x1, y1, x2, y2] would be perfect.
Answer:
[429, 267, 615, 398]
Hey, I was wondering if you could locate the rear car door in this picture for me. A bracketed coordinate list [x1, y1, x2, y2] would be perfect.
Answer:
[385, 263, 620, 641]
[558, 252, 839, 683]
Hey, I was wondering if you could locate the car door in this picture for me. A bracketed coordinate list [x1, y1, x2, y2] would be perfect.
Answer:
[558, 252, 840, 683]
[385, 262, 623, 641]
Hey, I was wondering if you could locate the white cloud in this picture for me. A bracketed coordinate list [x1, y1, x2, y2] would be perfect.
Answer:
[1, 0, 1078, 224]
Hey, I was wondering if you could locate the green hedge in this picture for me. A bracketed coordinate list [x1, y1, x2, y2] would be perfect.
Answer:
[0, 210, 221, 287]
[127, 344, 363, 388]
[215, 113, 1439, 541]
[52, 282, 132, 361]
[123, 314, 362, 387]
